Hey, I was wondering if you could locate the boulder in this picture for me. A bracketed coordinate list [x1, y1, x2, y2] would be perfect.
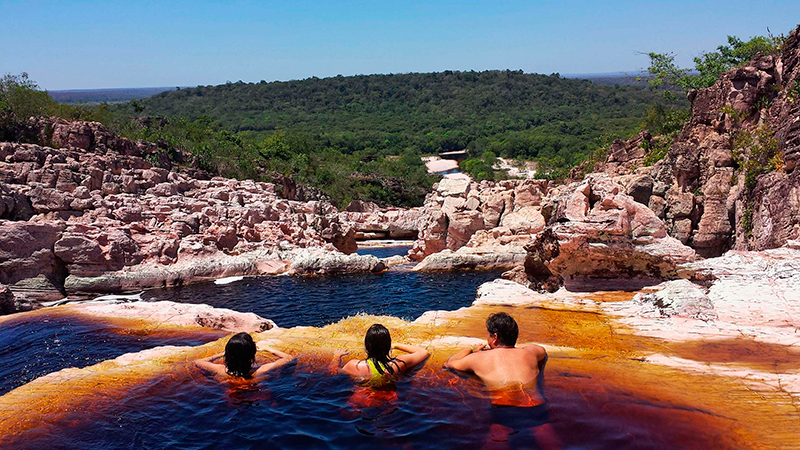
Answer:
[0, 284, 15, 315]
[437, 178, 470, 197]
[288, 250, 386, 275]
[412, 249, 524, 271]
[0, 222, 66, 293]
[625, 174, 653, 205]
[518, 174, 696, 291]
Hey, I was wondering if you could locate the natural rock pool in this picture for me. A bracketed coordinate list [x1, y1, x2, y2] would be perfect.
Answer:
[1, 247, 799, 449]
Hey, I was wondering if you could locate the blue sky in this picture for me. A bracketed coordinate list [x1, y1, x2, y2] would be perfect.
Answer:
[2, 0, 799, 90]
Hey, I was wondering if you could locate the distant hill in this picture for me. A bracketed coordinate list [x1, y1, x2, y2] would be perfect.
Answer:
[50, 87, 180, 104]
[119, 70, 681, 166]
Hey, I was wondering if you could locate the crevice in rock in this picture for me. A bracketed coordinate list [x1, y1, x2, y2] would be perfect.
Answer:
[49, 253, 69, 297]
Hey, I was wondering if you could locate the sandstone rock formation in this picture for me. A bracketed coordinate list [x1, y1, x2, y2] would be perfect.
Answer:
[72, 300, 276, 332]
[339, 201, 422, 240]
[587, 25, 800, 258]
[507, 174, 696, 291]
[0, 284, 15, 315]
[604, 241, 800, 347]
[287, 249, 386, 275]
[631, 279, 717, 320]
[409, 177, 549, 270]
[0, 120, 389, 311]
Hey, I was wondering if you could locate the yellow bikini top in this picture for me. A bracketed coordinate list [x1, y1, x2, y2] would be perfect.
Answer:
[366, 358, 396, 386]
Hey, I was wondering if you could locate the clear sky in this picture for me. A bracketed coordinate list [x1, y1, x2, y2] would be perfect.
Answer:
[2, 0, 799, 90]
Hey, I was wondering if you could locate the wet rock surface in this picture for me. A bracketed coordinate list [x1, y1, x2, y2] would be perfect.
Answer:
[70, 300, 276, 333]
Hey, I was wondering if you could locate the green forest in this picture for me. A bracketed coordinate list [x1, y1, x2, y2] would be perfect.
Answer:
[1, 70, 684, 206]
[121, 71, 676, 167]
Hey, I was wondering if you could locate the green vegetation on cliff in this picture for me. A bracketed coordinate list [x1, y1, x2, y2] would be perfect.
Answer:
[645, 33, 786, 94]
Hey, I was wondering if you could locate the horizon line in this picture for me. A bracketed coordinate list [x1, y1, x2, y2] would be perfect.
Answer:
[47, 69, 649, 92]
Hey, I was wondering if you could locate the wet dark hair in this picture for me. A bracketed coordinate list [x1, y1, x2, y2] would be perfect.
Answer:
[486, 312, 518, 347]
[224, 332, 257, 377]
[364, 324, 397, 375]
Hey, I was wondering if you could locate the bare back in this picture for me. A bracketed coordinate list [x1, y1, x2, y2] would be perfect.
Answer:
[469, 346, 543, 388]
[449, 344, 547, 406]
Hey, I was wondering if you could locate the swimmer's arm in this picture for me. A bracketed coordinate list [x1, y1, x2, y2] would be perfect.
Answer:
[194, 352, 227, 376]
[259, 345, 291, 359]
[253, 347, 295, 377]
[392, 343, 430, 372]
[443, 343, 486, 372]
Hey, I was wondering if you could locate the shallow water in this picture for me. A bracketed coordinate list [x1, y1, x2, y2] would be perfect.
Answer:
[2, 262, 796, 448]
[0, 314, 225, 395]
[144, 270, 502, 328]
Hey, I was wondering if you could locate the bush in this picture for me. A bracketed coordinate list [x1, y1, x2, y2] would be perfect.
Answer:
[0, 73, 57, 141]
[731, 124, 780, 190]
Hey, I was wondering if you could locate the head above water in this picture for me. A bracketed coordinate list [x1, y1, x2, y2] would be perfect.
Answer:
[225, 332, 257, 377]
[364, 323, 395, 375]
[486, 312, 519, 347]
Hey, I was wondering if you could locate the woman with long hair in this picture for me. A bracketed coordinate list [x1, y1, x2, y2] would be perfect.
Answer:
[334, 324, 430, 383]
[194, 332, 294, 379]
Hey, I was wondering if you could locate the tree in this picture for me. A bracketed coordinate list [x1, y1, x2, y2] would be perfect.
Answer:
[645, 33, 785, 94]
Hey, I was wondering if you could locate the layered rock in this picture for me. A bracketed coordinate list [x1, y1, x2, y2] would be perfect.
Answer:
[410, 177, 548, 270]
[588, 25, 800, 257]
[0, 121, 385, 310]
[603, 241, 800, 345]
[339, 201, 422, 240]
[508, 174, 696, 291]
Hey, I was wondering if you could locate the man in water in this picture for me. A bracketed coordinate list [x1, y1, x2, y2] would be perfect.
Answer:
[444, 312, 560, 449]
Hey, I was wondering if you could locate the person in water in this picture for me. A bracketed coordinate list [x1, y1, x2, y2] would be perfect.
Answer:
[334, 323, 430, 383]
[444, 312, 561, 449]
[194, 332, 294, 379]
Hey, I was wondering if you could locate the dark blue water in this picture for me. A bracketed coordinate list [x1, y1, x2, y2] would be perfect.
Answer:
[143, 270, 502, 328]
[2, 362, 727, 450]
[356, 245, 411, 258]
[0, 315, 226, 395]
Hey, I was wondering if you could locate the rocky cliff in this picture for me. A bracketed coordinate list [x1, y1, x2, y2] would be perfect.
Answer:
[592, 25, 800, 257]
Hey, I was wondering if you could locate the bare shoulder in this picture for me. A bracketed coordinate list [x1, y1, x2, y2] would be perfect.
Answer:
[195, 359, 228, 377]
[521, 343, 547, 360]
[343, 359, 368, 377]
